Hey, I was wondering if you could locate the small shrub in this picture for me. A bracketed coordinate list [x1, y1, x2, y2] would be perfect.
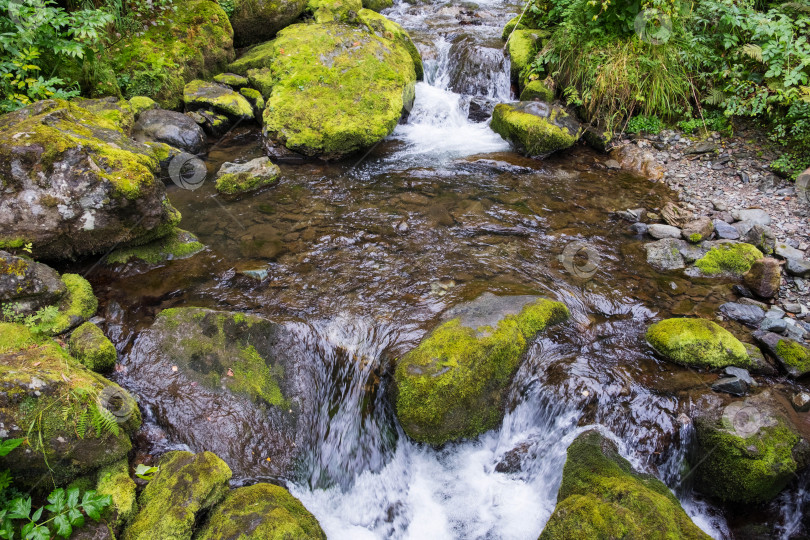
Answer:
[626, 114, 664, 135]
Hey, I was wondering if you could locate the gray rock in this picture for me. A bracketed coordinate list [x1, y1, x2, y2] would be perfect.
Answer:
[767, 306, 786, 319]
[738, 297, 768, 310]
[644, 238, 686, 272]
[713, 219, 740, 240]
[785, 258, 810, 277]
[741, 224, 776, 255]
[784, 324, 808, 341]
[0, 251, 66, 315]
[712, 200, 728, 211]
[731, 209, 771, 226]
[712, 376, 748, 396]
[132, 109, 207, 155]
[648, 224, 682, 239]
[684, 141, 716, 154]
[760, 317, 787, 333]
[752, 331, 810, 378]
[775, 243, 805, 260]
[744, 343, 777, 376]
[681, 217, 714, 243]
[677, 242, 710, 263]
[630, 222, 648, 235]
[791, 392, 810, 413]
[723, 366, 753, 384]
[719, 302, 765, 327]
[732, 220, 755, 237]
[783, 303, 803, 314]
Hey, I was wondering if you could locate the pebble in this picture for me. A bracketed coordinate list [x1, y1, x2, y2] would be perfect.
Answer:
[783, 302, 803, 314]
[648, 224, 682, 239]
[785, 258, 810, 277]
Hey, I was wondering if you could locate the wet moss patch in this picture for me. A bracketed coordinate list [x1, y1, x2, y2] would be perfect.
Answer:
[646, 317, 751, 369]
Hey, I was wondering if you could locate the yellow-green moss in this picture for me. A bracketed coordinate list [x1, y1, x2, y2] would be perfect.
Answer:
[123, 451, 231, 540]
[106, 228, 204, 265]
[68, 322, 117, 372]
[775, 339, 810, 372]
[129, 96, 158, 116]
[96, 459, 137, 528]
[215, 171, 279, 195]
[183, 79, 254, 119]
[239, 87, 265, 113]
[213, 72, 250, 87]
[229, 21, 417, 158]
[501, 15, 528, 40]
[357, 9, 424, 80]
[362, 0, 392, 12]
[73, 98, 136, 133]
[694, 415, 802, 503]
[518, 79, 554, 102]
[540, 431, 710, 539]
[197, 483, 326, 540]
[507, 29, 546, 80]
[490, 102, 580, 157]
[43, 274, 98, 336]
[694, 243, 764, 276]
[307, 0, 362, 22]
[395, 298, 569, 444]
[646, 318, 750, 369]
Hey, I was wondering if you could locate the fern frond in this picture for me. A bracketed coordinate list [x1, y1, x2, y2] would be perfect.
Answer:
[741, 43, 763, 62]
[705, 89, 727, 106]
[76, 409, 88, 439]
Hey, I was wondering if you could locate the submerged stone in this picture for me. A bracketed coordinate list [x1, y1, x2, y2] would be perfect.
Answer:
[215, 157, 281, 196]
[105, 228, 205, 265]
[122, 451, 231, 540]
[646, 318, 751, 370]
[394, 293, 569, 444]
[196, 483, 326, 540]
[490, 101, 581, 158]
[0, 100, 180, 260]
[539, 430, 709, 539]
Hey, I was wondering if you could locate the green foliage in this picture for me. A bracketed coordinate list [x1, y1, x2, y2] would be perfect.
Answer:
[0, 304, 59, 338]
[626, 114, 664, 134]
[0, 440, 111, 540]
[134, 464, 157, 481]
[217, 0, 235, 17]
[0, 0, 112, 112]
[677, 109, 732, 136]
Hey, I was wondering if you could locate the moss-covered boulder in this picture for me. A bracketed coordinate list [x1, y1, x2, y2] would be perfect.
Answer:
[646, 318, 751, 370]
[692, 391, 809, 503]
[395, 294, 569, 444]
[96, 459, 138, 528]
[539, 430, 710, 539]
[0, 99, 181, 260]
[307, 0, 363, 23]
[490, 101, 581, 158]
[73, 97, 136, 134]
[753, 331, 810, 378]
[357, 9, 424, 80]
[131, 108, 207, 154]
[196, 483, 326, 540]
[694, 242, 764, 276]
[501, 15, 528, 40]
[43, 274, 98, 336]
[124, 308, 307, 477]
[129, 96, 158, 116]
[213, 72, 250, 88]
[506, 29, 545, 82]
[228, 0, 308, 48]
[215, 157, 281, 195]
[183, 79, 255, 122]
[123, 451, 231, 540]
[228, 19, 419, 159]
[69, 322, 117, 373]
[519, 79, 554, 102]
[362, 0, 392, 12]
[0, 251, 66, 315]
[0, 323, 139, 491]
[105, 228, 205, 265]
[93, 0, 234, 109]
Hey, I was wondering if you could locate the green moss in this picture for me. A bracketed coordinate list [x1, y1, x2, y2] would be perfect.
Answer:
[213, 72, 250, 87]
[183, 79, 254, 119]
[689, 233, 702, 243]
[490, 102, 580, 157]
[129, 96, 158, 116]
[0, 239, 26, 250]
[106, 228, 205, 265]
[197, 483, 326, 540]
[215, 171, 279, 195]
[239, 86, 265, 113]
[362, 0, 393, 12]
[395, 298, 569, 444]
[43, 274, 98, 336]
[229, 21, 417, 158]
[123, 451, 231, 540]
[646, 318, 750, 369]
[307, 0, 362, 22]
[501, 15, 528, 40]
[357, 9, 424, 80]
[102, 0, 235, 109]
[507, 29, 546, 80]
[68, 322, 117, 372]
[694, 242, 764, 276]
[540, 431, 710, 539]
[96, 459, 137, 528]
[518, 79, 554, 102]
[695, 416, 801, 503]
[229, 345, 287, 407]
[775, 339, 810, 371]
[73, 98, 136, 133]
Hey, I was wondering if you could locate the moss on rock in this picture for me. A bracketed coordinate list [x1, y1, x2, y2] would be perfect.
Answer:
[213, 72, 250, 88]
[96, 459, 137, 528]
[215, 157, 281, 196]
[501, 15, 528, 40]
[129, 96, 158, 116]
[123, 451, 231, 540]
[197, 483, 326, 540]
[183, 79, 254, 121]
[73, 97, 136, 134]
[646, 318, 751, 370]
[518, 79, 554, 102]
[229, 0, 308, 48]
[395, 295, 569, 444]
[308, 0, 363, 22]
[44, 274, 98, 336]
[229, 20, 418, 159]
[0, 323, 139, 491]
[539, 430, 710, 539]
[694, 242, 764, 276]
[362, 0, 393, 12]
[357, 9, 424, 80]
[105, 228, 205, 265]
[507, 29, 545, 81]
[68, 322, 117, 372]
[490, 101, 581, 158]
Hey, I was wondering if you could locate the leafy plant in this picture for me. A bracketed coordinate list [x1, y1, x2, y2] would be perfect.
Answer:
[0, 304, 60, 337]
[626, 114, 664, 134]
[134, 464, 157, 481]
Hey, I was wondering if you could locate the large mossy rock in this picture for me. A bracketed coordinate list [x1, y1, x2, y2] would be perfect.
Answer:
[0, 323, 139, 491]
[196, 483, 326, 540]
[394, 294, 569, 444]
[229, 0, 308, 48]
[96, 459, 138, 529]
[123, 308, 309, 477]
[0, 250, 66, 314]
[646, 318, 752, 370]
[131, 108, 207, 154]
[43, 273, 98, 336]
[506, 29, 545, 82]
[539, 430, 710, 539]
[122, 451, 231, 540]
[0, 100, 180, 260]
[228, 18, 419, 159]
[692, 391, 809, 503]
[215, 157, 281, 195]
[490, 101, 581, 158]
[98, 0, 234, 109]
[68, 322, 117, 373]
[183, 80, 255, 122]
[693, 242, 764, 276]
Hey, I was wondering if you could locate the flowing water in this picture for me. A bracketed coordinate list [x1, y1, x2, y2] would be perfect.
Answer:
[73, 0, 810, 537]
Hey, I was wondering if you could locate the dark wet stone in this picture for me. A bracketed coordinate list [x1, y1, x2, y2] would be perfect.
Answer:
[132, 109, 207, 154]
[785, 258, 810, 278]
[759, 317, 787, 333]
[732, 284, 754, 298]
[495, 442, 531, 473]
[719, 302, 765, 327]
[743, 258, 781, 299]
[0, 251, 66, 314]
[644, 238, 686, 272]
[630, 222, 648, 235]
[712, 376, 748, 396]
[467, 97, 497, 122]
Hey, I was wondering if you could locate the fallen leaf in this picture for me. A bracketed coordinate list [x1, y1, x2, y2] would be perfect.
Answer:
[171, 365, 178, 372]
[227, 368, 234, 377]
